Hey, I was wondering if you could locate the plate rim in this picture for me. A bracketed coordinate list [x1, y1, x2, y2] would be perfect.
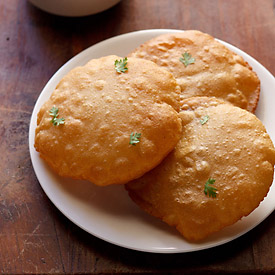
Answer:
[29, 29, 275, 253]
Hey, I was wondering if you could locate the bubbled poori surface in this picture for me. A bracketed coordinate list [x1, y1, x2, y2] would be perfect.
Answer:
[35, 55, 182, 186]
[126, 97, 275, 241]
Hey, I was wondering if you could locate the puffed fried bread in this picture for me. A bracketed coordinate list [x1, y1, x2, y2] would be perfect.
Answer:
[126, 97, 275, 241]
[129, 30, 260, 112]
[34, 55, 182, 186]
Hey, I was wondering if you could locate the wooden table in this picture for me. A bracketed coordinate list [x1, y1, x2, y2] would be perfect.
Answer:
[1, 0, 275, 273]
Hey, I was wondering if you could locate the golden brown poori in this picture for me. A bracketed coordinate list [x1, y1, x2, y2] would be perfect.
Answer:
[126, 97, 275, 241]
[34, 55, 182, 186]
[129, 30, 260, 112]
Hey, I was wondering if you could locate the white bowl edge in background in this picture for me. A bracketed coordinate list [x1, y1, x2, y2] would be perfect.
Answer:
[28, 0, 121, 17]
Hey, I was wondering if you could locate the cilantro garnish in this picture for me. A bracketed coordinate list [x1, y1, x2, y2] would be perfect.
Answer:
[115, 57, 128, 73]
[49, 107, 65, 126]
[204, 178, 217, 198]
[179, 52, 195, 67]
[200, 115, 209, 125]
[129, 132, 141, 145]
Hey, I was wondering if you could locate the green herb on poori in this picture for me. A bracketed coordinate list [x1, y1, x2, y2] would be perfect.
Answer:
[129, 132, 141, 145]
[49, 107, 65, 126]
[200, 115, 209, 125]
[115, 57, 128, 73]
[204, 178, 217, 198]
[179, 52, 195, 67]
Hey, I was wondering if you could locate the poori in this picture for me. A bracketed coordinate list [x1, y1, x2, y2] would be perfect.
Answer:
[126, 97, 275, 241]
[34, 55, 182, 186]
[129, 30, 260, 112]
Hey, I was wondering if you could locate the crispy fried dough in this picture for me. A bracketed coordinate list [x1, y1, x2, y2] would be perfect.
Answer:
[126, 97, 275, 241]
[129, 30, 260, 112]
[34, 55, 182, 186]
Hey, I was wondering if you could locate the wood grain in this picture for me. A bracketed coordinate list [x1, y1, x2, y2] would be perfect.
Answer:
[0, 0, 274, 273]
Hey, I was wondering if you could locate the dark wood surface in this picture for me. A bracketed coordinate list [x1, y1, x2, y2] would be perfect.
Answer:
[1, 0, 275, 273]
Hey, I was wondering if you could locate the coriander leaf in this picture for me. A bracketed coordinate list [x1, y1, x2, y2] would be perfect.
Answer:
[49, 106, 59, 117]
[129, 132, 141, 145]
[200, 115, 209, 125]
[115, 57, 128, 73]
[52, 117, 65, 126]
[49, 106, 65, 126]
[204, 178, 217, 198]
[179, 52, 195, 67]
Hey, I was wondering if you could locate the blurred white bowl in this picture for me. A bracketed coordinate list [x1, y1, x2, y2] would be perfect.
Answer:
[28, 0, 121, 17]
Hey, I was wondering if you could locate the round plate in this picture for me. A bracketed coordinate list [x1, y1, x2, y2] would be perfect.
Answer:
[29, 29, 275, 253]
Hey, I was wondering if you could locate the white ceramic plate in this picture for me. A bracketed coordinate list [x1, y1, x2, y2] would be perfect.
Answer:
[29, 29, 275, 253]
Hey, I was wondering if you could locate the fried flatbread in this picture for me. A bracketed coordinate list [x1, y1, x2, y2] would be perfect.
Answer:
[34, 55, 182, 186]
[129, 30, 260, 112]
[126, 97, 275, 241]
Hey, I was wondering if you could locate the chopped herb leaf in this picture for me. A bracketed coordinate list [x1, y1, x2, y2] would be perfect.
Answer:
[129, 132, 141, 145]
[49, 107, 65, 126]
[204, 178, 217, 198]
[52, 117, 65, 126]
[200, 115, 209, 125]
[49, 106, 59, 118]
[179, 52, 195, 67]
[115, 57, 128, 73]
